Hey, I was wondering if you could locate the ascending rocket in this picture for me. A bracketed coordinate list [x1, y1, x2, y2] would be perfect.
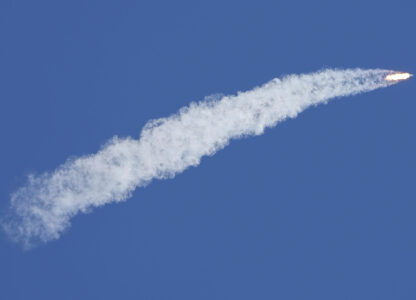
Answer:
[385, 72, 412, 81]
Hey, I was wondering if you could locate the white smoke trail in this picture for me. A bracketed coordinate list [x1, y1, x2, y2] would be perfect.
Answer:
[2, 68, 397, 248]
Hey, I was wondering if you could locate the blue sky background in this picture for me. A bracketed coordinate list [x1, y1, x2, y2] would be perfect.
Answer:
[0, 0, 415, 299]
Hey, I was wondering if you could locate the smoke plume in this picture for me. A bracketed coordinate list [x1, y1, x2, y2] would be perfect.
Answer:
[2, 68, 397, 248]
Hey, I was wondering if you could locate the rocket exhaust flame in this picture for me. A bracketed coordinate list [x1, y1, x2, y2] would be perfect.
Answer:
[385, 72, 412, 81]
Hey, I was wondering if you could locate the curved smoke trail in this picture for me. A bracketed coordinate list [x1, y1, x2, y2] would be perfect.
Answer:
[2, 68, 399, 248]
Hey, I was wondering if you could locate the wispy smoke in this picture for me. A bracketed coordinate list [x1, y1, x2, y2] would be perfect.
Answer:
[2, 68, 396, 248]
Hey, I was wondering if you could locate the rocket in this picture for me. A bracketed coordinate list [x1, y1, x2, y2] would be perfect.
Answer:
[385, 72, 412, 81]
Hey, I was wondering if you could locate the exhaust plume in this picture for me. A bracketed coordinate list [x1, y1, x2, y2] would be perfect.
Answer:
[2, 68, 405, 248]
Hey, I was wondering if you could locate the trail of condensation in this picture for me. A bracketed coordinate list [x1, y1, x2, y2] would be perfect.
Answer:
[3, 68, 398, 248]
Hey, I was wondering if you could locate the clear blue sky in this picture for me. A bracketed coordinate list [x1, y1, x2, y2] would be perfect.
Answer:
[0, 0, 415, 299]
